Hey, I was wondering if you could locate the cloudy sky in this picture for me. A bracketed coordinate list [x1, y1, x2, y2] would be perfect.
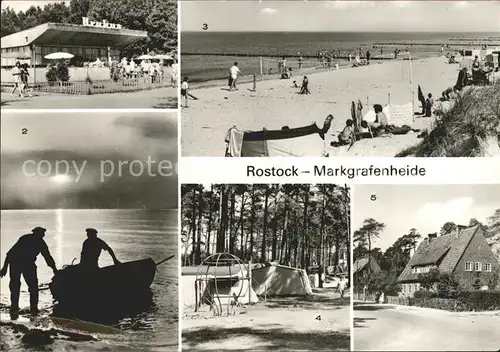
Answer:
[1, 112, 178, 210]
[182, 1, 500, 32]
[352, 184, 500, 251]
[1, 1, 67, 11]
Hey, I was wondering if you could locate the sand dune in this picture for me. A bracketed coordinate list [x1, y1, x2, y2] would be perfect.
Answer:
[182, 56, 459, 157]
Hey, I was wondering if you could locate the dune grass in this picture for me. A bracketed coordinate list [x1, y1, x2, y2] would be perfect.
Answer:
[397, 81, 500, 157]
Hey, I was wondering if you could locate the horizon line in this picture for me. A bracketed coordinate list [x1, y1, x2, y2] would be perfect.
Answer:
[182, 30, 499, 33]
[0, 208, 178, 211]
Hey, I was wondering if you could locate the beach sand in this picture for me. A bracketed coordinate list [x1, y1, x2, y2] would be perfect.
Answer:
[181, 56, 459, 157]
[182, 290, 350, 351]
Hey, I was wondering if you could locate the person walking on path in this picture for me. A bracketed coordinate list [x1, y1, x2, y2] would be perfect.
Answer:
[229, 62, 243, 92]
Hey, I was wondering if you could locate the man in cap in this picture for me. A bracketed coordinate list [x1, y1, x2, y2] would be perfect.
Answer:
[0, 227, 58, 314]
[80, 228, 120, 269]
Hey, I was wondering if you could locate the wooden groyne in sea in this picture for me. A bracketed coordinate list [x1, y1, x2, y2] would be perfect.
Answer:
[181, 52, 395, 60]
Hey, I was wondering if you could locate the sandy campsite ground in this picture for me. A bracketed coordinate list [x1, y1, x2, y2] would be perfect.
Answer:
[182, 289, 350, 351]
[182, 56, 459, 157]
[1, 86, 178, 109]
[354, 302, 500, 351]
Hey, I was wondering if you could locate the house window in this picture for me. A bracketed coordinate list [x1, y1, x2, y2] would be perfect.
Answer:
[402, 285, 405, 293]
[475, 262, 482, 272]
[485, 263, 492, 272]
[413, 267, 417, 273]
[465, 262, 473, 272]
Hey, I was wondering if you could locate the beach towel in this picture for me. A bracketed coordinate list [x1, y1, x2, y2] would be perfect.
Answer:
[418, 85, 425, 106]
[225, 127, 244, 157]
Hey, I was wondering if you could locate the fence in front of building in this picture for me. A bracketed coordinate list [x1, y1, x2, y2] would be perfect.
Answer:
[1, 66, 176, 95]
[32, 78, 174, 95]
[353, 292, 376, 302]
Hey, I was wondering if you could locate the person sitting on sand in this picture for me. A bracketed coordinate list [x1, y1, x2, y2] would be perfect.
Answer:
[369, 104, 389, 136]
[292, 80, 298, 88]
[358, 120, 373, 139]
[425, 93, 434, 117]
[338, 119, 354, 145]
[442, 87, 455, 101]
[181, 77, 189, 108]
[300, 76, 310, 94]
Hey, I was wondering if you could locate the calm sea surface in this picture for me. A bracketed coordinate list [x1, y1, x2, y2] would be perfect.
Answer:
[0, 209, 178, 351]
[181, 31, 499, 82]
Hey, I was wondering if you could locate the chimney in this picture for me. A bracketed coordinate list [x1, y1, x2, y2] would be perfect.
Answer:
[428, 233, 437, 242]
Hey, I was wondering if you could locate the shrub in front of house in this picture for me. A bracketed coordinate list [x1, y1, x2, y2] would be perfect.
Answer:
[456, 290, 500, 311]
[46, 66, 58, 85]
[413, 290, 436, 299]
[57, 63, 70, 82]
[412, 297, 458, 311]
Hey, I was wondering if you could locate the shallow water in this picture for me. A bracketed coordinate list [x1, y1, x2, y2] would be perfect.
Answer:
[181, 31, 497, 82]
[0, 209, 178, 350]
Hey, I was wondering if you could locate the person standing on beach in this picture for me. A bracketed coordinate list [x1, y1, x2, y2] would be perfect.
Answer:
[366, 50, 371, 64]
[425, 93, 434, 117]
[229, 62, 243, 92]
[181, 77, 189, 108]
[300, 76, 310, 94]
[298, 53, 303, 70]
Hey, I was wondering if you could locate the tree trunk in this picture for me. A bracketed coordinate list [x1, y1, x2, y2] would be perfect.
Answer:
[249, 185, 256, 261]
[271, 218, 278, 261]
[334, 229, 340, 270]
[229, 188, 235, 253]
[240, 193, 246, 259]
[300, 185, 310, 269]
[195, 187, 203, 265]
[261, 186, 270, 262]
[344, 184, 351, 287]
[279, 198, 289, 265]
[206, 185, 213, 255]
[191, 188, 197, 265]
[216, 185, 228, 253]
[318, 191, 326, 288]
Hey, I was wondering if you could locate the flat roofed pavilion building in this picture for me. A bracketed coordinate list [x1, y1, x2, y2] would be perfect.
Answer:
[1, 17, 148, 67]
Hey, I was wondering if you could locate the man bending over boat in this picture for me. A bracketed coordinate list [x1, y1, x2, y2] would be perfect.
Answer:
[0, 227, 58, 315]
[80, 228, 121, 269]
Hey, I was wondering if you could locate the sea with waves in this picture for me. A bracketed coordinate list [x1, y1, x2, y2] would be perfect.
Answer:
[0, 209, 178, 351]
[181, 31, 500, 83]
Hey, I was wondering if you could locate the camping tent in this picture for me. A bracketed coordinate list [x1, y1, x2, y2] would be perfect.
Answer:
[225, 116, 333, 157]
[182, 265, 259, 308]
[251, 263, 313, 296]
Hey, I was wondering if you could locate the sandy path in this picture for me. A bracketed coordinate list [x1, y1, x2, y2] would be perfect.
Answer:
[1, 87, 178, 109]
[182, 291, 350, 351]
[354, 302, 500, 351]
[181, 56, 459, 157]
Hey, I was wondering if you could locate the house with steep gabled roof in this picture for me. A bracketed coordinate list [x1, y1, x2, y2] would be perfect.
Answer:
[353, 257, 382, 293]
[398, 225, 499, 297]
